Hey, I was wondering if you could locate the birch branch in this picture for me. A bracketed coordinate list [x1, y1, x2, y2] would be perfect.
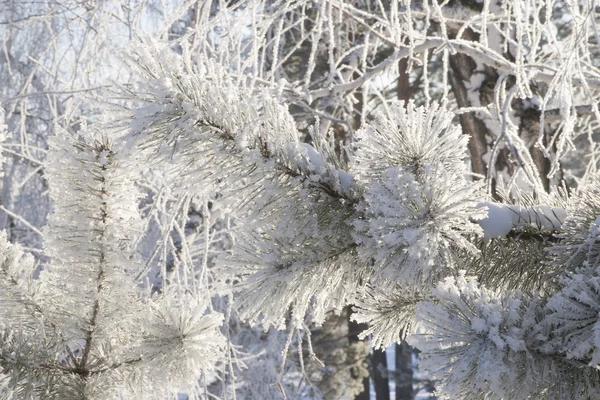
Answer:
[308, 38, 600, 100]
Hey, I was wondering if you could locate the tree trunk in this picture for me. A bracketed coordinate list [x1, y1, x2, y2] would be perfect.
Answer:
[392, 54, 416, 400]
[395, 341, 413, 400]
[372, 348, 390, 400]
[348, 314, 371, 400]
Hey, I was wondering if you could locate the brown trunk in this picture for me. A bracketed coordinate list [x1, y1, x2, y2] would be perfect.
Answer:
[447, 54, 491, 179]
[308, 309, 367, 399]
[447, 28, 506, 198]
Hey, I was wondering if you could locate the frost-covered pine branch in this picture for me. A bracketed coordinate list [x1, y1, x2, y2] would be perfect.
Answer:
[127, 44, 357, 203]
[4, 0, 600, 398]
[0, 127, 225, 399]
[124, 45, 370, 331]
[408, 272, 600, 400]
[350, 101, 487, 289]
[120, 35, 600, 397]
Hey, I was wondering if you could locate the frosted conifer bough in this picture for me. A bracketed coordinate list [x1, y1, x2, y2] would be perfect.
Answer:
[133, 292, 226, 391]
[408, 272, 531, 399]
[125, 45, 369, 330]
[121, 46, 600, 397]
[0, 127, 226, 399]
[126, 43, 357, 202]
[548, 176, 600, 270]
[219, 191, 368, 330]
[407, 271, 600, 400]
[117, 41, 600, 398]
[125, 44, 369, 330]
[351, 286, 420, 349]
[350, 101, 471, 182]
[543, 268, 600, 366]
[4, 0, 600, 397]
[402, 172, 600, 400]
[351, 101, 486, 290]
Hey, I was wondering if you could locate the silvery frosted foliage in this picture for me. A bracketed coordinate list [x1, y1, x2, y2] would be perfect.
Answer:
[351, 102, 486, 289]
[526, 178, 600, 376]
[39, 130, 143, 336]
[130, 173, 310, 399]
[218, 182, 369, 329]
[131, 292, 225, 393]
[3, 0, 600, 397]
[352, 286, 419, 349]
[225, 229, 366, 329]
[410, 272, 600, 400]
[0, 230, 38, 323]
[548, 176, 600, 271]
[465, 234, 554, 293]
[118, 39, 600, 397]
[542, 266, 600, 366]
[126, 44, 356, 201]
[126, 44, 368, 329]
[126, 44, 259, 195]
[407, 273, 537, 399]
[0, 128, 225, 399]
[408, 272, 529, 399]
[465, 197, 567, 293]
[217, 322, 318, 399]
[351, 102, 470, 182]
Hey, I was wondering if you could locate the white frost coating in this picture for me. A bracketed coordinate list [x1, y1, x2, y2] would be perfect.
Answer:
[135, 293, 226, 389]
[477, 202, 514, 240]
[33, 128, 226, 397]
[337, 170, 354, 192]
[509, 204, 566, 230]
[466, 69, 486, 93]
[351, 101, 469, 184]
[478, 202, 566, 240]
[98, 149, 110, 166]
[130, 45, 357, 201]
[408, 272, 540, 399]
[298, 142, 325, 171]
[355, 165, 485, 289]
[285, 142, 355, 196]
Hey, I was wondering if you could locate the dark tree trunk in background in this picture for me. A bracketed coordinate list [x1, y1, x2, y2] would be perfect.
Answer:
[372, 348, 390, 400]
[348, 63, 372, 400]
[391, 56, 416, 400]
[395, 342, 414, 400]
[348, 315, 371, 400]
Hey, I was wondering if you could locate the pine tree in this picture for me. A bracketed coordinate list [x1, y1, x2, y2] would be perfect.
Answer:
[120, 1, 600, 390]
[0, 122, 225, 398]
[2, 0, 600, 399]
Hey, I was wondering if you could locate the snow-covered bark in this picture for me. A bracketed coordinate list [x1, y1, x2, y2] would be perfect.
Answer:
[477, 202, 566, 240]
